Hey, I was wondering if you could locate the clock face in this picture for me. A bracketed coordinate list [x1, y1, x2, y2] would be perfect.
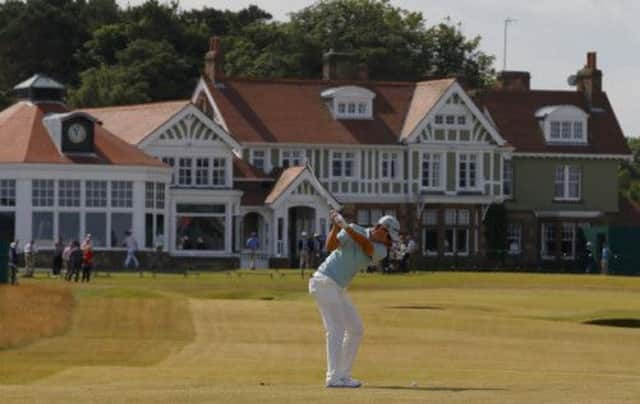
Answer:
[68, 123, 87, 144]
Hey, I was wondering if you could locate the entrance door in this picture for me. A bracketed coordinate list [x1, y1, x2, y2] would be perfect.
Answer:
[288, 206, 315, 267]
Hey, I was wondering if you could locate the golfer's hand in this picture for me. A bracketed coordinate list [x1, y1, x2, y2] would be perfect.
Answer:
[330, 210, 347, 229]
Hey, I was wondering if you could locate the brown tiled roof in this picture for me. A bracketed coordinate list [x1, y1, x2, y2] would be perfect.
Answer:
[474, 90, 630, 155]
[234, 181, 274, 206]
[400, 79, 455, 140]
[233, 155, 271, 179]
[82, 100, 189, 145]
[0, 101, 165, 167]
[265, 166, 306, 204]
[207, 78, 415, 144]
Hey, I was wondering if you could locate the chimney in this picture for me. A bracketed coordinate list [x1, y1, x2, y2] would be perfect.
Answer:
[495, 71, 530, 92]
[323, 50, 358, 80]
[204, 36, 224, 83]
[576, 51, 602, 106]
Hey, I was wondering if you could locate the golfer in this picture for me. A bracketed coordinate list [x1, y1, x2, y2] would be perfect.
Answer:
[309, 209, 399, 388]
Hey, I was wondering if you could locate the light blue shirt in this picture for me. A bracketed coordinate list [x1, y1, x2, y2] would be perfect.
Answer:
[317, 224, 388, 288]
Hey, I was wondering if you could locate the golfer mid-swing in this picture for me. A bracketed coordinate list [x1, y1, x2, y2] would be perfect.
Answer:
[309, 209, 400, 388]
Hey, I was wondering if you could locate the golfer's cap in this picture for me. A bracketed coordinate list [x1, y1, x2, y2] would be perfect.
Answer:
[377, 215, 400, 242]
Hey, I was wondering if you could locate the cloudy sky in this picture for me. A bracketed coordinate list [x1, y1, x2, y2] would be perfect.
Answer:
[122, 0, 639, 137]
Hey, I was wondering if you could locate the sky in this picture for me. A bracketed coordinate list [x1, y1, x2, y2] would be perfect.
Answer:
[122, 0, 640, 137]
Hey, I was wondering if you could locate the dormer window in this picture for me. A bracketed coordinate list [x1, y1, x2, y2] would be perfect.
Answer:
[321, 86, 375, 120]
[536, 105, 588, 144]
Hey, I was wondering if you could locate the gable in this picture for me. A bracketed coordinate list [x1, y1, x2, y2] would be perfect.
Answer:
[404, 82, 505, 146]
[140, 104, 241, 153]
[266, 166, 340, 210]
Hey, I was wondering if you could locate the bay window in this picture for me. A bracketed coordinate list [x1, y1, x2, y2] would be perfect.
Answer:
[458, 153, 478, 190]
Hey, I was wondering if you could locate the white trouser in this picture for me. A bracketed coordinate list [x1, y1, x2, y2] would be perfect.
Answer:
[125, 250, 139, 269]
[309, 272, 363, 382]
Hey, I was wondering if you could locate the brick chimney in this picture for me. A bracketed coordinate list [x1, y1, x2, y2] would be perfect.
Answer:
[323, 50, 358, 80]
[495, 71, 530, 91]
[576, 51, 602, 106]
[204, 36, 224, 83]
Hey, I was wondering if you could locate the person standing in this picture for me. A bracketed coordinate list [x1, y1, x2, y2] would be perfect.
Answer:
[601, 242, 611, 275]
[52, 239, 63, 277]
[309, 211, 399, 388]
[9, 240, 19, 285]
[245, 232, 259, 270]
[298, 231, 311, 269]
[400, 235, 416, 273]
[68, 241, 83, 282]
[81, 240, 94, 282]
[23, 240, 36, 277]
[584, 241, 594, 273]
[122, 230, 140, 273]
[62, 242, 73, 280]
[151, 233, 164, 272]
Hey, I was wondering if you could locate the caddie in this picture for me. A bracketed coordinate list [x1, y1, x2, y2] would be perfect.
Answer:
[309, 209, 400, 388]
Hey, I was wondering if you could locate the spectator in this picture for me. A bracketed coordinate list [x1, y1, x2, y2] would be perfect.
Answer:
[81, 241, 94, 282]
[312, 232, 323, 268]
[584, 241, 594, 273]
[23, 240, 36, 277]
[151, 233, 164, 271]
[298, 232, 311, 269]
[245, 232, 259, 270]
[196, 236, 206, 250]
[122, 230, 140, 274]
[400, 235, 415, 272]
[52, 239, 63, 277]
[68, 240, 83, 282]
[601, 242, 611, 275]
[9, 240, 19, 285]
[62, 242, 73, 279]
[181, 235, 193, 250]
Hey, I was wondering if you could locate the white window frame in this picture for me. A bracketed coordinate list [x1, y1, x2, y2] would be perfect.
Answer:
[539, 106, 588, 144]
[456, 152, 481, 191]
[503, 158, 513, 198]
[560, 222, 576, 259]
[281, 149, 305, 168]
[250, 149, 266, 172]
[334, 98, 372, 119]
[506, 223, 521, 255]
[421, 152, 443, 190]
[0, 179, 16, 207]
[331, 151, 356, 179]
[541, 223, 557, 260]
[554, 165, 581, 201]
[380, 152, 399, 180]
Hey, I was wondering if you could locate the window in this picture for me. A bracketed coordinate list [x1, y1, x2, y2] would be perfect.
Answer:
[58, 180, 80, 207]
[561, 121, 571, 139]
[506, 223, 521, 255]
[434, 115, 443, 125]
[85, 212, 106, 247]
[156, 183, 165, 209]
[445, 115, 455, 125]
[561, 223, 576, 259]
[573, 121, 584, 140]
[458, 153, 478, 189]
[212, 158, 226, 186]
[282, 150, 304, 168]
[357, 208, 395, 226]
[111, 181, 132, 208]
[423, 209, 438, 225]
[145, 182, 155, 209]
[0, 179, 16, 207]
[86, 180, 107, 208]
[503, 159, 513, 197]
[33, 180, 55, 207]
[178, 158, 192, 185]
[58, 212, 80, 243]
[338, 103, 346, 114]
[554, 165, 581, 200]
[175, 204, 226, 251]
[550, 121, 560, 139]
[457, 115, 466, 125]
[421, 153, 442, 189]
[358, 103, 367, 114]
[111, 212, 133, 247]
[424, 228, 438, 255]
[335, 100, 372, 119]
[32, 212, 53, 244]
[541, 223, 557, 259]
[195, 158, 209, 186]
[444, 209, 470, 255]
[381, 152, 398, 179]
[332, 151, 355, 178]
[251, 150, 265, 172]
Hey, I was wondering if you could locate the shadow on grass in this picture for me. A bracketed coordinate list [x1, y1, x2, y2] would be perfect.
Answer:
[583, 318, 640, 328]
[385, 306, 444, 310]
[365, 385, 507, 392]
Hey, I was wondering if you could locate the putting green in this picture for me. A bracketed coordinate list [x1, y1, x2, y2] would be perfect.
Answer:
[1, 271, 639, 403]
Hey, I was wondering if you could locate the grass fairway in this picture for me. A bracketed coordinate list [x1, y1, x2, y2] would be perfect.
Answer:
[1, 271, 639, 403]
